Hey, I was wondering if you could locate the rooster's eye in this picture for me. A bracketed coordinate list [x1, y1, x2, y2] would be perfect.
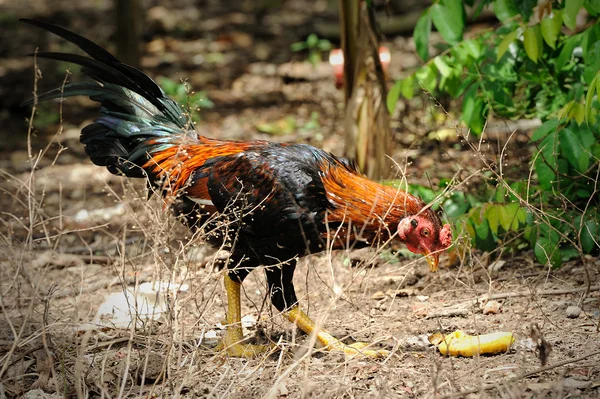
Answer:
[411, 219, 418, 228]
[421, 228, 430, 237]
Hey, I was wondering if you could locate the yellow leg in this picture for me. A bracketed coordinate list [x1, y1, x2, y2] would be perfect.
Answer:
[285, 306, 389, 359]
[217, 274, 274, 357]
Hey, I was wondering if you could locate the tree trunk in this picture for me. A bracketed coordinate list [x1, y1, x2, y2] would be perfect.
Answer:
[115, 0, 143, 67]
[341, 1, 393, 180]
[339, 0, 359, 103]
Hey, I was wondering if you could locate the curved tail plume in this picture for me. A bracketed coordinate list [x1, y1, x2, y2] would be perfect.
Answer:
[20, 18, 196, 180]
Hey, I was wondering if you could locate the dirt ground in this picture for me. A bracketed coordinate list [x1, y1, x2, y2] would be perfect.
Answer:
[1, 0, 600, 398]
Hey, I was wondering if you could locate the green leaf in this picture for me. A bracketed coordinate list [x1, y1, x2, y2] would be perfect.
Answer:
[497, 29, 519, 61]
[443, 192, 470, 217]
[581, 23, 600, 61]
[290, 42, 307, 52]
[414, 11, 432, 61]
[560, 246, 581, 261]
[576, 123, 596, 147]
[501, 203, 522, 231]
[534, 132, 558, 190]
[534, 236, 562, 268]
[306, 33, 319, 48]
[563, 0, 584, 30]
[486, 204, 500, 235]
[531, 119, 559, 141]
[494, 0, 519, 23]
[558, 101, 574, 121]
[539, 222, 561, 244]
[585, 73, 598, 121]
[387, 80, 402, 114]
[415, 64, 437, 93]
[462, 39, 483, 59]
[495, 184, 507, 203]
[430, 0, 465, 45]
[556, 34, 581, 71]
[535, 162, 555, 190]
[433, 56, 453, 77]
[465, 219, 476, 241]
[587, 0, 600, 13]
[401, 75, 415, 99]
[583, 42, 600, 84]
[559, 127, 590, 173]
[571, 102, 585, 125]
[516, 0, 537, 21]
[454, 75, 476, 98]
[407, 183, 436, 203]
[580, 219, 599, 253]
[516, 206, 527, 225]
[308, 52, 321, 66]
[461, 84, 486, 134]
[540, 11, 563, 49]
[523, 25, 543, 63]
[158, 76, 178, 94]
[317, 40, 332, 51]
[474, 216, 490, 241]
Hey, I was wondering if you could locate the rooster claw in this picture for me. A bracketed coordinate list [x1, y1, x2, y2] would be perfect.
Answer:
[216, 322, 276, 358]
[343, 342, 389, 359]
[216, 336, 275, 358]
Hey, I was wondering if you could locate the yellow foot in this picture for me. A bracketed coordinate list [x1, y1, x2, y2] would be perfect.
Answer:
[219, 274, 276, 357]
[285, 306, 389, 359]
[216, 331, 275, 358]
[340, 342, 389, 359]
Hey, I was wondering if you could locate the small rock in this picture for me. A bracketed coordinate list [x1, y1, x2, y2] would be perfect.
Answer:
[555, 300, 574, 309]
[371, 291, 387, 300]
[488, 260, 506, 272]
[411, 302, 428, 318]
[241, 314, 256, 328]
[482, 300, 502, 315]
[416, 295, 429, 302]
[566, 305, 582, 318]
[403, 334, 430, 351]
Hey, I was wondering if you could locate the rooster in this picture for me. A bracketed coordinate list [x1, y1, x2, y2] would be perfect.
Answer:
[21, 19, 452, 358]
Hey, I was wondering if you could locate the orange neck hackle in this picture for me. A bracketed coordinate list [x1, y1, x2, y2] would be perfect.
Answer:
[320, 166, 425, 246]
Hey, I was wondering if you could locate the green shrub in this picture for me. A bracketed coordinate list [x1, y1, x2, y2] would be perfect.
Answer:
[389, 0, 600, 267]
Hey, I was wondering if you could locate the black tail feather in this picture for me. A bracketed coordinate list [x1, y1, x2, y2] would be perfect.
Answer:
[20, 18, 195, 179]
[20, 18, 119, 64]
[19, 18, 188, 129]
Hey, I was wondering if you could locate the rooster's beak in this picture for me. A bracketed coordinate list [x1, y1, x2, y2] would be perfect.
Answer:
[424, 251, 439, 272]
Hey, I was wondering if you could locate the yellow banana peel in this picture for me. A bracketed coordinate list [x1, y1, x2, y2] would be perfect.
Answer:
[429, 330, 514, 357]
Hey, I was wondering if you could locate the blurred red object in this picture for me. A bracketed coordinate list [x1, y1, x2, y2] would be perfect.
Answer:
[329, 46, 390, 88]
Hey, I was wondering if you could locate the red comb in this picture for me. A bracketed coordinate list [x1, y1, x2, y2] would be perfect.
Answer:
[439, 224, 452, 247]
